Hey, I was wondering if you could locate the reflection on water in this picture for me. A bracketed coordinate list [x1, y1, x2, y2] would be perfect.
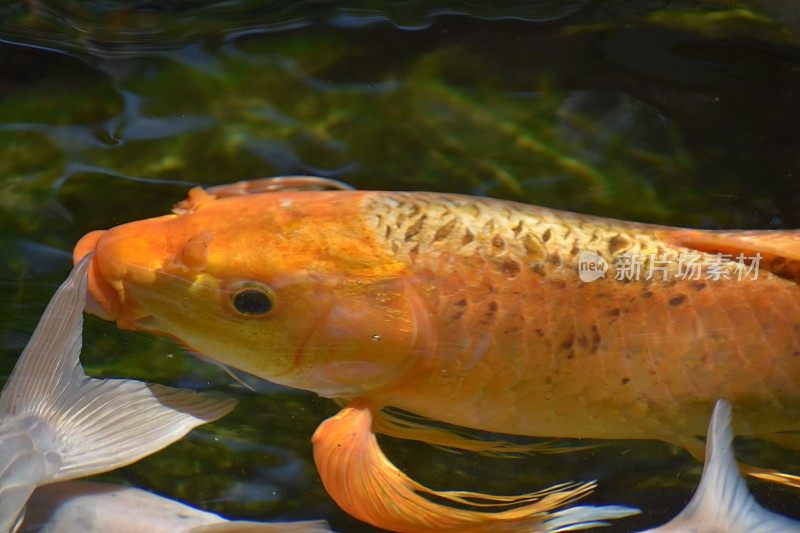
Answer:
[2, 1, 800, 531]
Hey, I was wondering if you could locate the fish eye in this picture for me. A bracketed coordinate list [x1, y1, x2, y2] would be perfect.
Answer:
[230, 284, 274, 316]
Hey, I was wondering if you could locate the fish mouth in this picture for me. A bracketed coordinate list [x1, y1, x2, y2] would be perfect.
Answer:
[73, 229, 150, 328]
[74, 230, 119, 321]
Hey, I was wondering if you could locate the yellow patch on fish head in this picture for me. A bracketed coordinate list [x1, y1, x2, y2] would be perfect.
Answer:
[74, 190, 430, 398]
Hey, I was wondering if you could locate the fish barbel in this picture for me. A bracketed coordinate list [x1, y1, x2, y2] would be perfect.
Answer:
[73, 177, 800, 530]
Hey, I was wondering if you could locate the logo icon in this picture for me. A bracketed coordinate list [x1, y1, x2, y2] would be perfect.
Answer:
[578, 251, 608, 282]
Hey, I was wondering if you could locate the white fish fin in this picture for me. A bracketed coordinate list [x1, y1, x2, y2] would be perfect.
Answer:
[0, 417, 62, 533]
[23, 481, 223, 532]
[189, 521, 333, 532]
[23, 482, 332, 533]
[644, 400, 800, 532]
[0, 255, 236, 482]
[544, 505, 641, 532]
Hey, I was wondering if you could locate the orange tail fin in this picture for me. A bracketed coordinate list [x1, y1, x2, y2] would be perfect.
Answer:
[312, 400, 638, 532]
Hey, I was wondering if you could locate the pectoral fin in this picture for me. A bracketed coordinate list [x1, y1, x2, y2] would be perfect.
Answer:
[375, 408, 597, 458]
[312, 400, 638, 532]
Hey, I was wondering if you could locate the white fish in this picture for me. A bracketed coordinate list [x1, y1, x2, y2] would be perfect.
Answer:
[0, 256, 330, 532]
[643, 400, 800, 533]
[22, 481, 331, 532]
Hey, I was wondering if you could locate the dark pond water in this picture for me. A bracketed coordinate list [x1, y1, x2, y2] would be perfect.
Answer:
[1, 1, 800, 531]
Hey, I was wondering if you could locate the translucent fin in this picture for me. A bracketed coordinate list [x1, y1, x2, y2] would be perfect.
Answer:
[740, 466, 800, 490]
[674, 428, 800, 491]
[312, 400, 638, 533]
[644, 400, 800, 532]
[375, 409, 597, 458]
[190, 521, 332, 532]
[664, 229, 800, 281]
[545, 506, 644, 532]
[0, 255, 236, 483]
[23, 481, 331, 533]
[173, 176, 353, 214]
[191, 352, 256, 392]
[205, 176, 353, 196]
[0, 417, 62, 533]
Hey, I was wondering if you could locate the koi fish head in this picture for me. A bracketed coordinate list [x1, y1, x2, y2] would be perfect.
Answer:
[74, 188, 429, 398]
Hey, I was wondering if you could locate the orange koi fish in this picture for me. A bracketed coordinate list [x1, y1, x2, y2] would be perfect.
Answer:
[73, 177, 800, 531]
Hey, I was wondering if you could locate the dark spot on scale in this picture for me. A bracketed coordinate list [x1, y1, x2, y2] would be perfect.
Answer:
[607, 308, 621, 317]
[641, 290, 653, 298]
[692, 281, 707, 291]
[433, 218, 457, 241]
[561, 334, 575, 351]
[462, 229, 474, 246]
[608, 234, 630, 254]
[492, 235, 506, 250]
[793, 351, 800, 358]
[409, 244, 420, 262]
[523, 233, 546, 260]
[404, 215, 426, 241]
[454, 298, 467, 307]
[542, 228, 552, 242]
[669, 294, 687, 306]
[577, 335, 589, 349]
[590, 325, 601, 353]
[621, 377, 630, 385]
[479, 301, 498, 325]
[544, 376, 552, 384]
[531, 263, 546, 276]
[547, 254, 561, 267]
[500, 259, 521, 278]
[566, 351, 576, 360]
[535, 328, 544, 337]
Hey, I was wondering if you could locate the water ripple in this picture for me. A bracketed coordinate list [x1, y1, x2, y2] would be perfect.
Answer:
[0, 1, 591, 59]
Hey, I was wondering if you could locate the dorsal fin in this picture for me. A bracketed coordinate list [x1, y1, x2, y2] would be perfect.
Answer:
[663, 229, 800, 282]
[173, 176, 353, 214]
[206, 176, 353, 197]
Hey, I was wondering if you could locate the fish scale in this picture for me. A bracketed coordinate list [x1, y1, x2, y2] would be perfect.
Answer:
[362, 192, 800, 442]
